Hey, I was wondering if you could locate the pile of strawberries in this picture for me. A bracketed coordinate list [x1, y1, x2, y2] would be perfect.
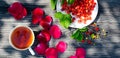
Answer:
[61, 0, 96, 24]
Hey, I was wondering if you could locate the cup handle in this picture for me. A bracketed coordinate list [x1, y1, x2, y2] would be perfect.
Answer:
[28, 47, 35, 55]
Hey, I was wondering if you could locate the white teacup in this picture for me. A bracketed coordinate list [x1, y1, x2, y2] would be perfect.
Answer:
[9, 25, 35, 55]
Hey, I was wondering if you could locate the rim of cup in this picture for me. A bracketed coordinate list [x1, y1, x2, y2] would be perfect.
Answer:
[9, 25, 35, 50]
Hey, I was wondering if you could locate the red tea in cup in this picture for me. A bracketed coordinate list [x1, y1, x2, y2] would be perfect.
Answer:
[9, 26, 34, 50]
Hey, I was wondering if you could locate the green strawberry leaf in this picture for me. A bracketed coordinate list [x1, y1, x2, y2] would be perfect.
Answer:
[77, 32, 83, 41]
[67, 0, 74, 4]
[79, 27, 88, 32]
[71, 29, 80, 39]
[61, 0, 65, 5]
[50, 0, 57, 10]
[54, 12, 63, 19]
[71, 29, 84, 41]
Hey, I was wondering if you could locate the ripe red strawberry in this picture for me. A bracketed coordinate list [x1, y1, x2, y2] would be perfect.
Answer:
[37, 30, 51, 43]
[40, 20, 51, 30]
[49, 25, 62, 39]
[45, 47, 58, 58]
[32, 15, 43, 24]
[34, 42, 48, 55]
[32, 7, 44, 16]
[39, 15, 53, 30]
[56, 41, 67, 53]
[32, 8, 44, 24]
[8, 2, 27, 20]
[75, 48, 86, 58]
[44, 15, 53, 23]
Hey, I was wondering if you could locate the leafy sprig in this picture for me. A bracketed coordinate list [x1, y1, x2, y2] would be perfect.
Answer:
[54, 12, 71, 28]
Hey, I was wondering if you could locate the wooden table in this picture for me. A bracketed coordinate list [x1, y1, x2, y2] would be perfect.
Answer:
[0, 0, 120, 58]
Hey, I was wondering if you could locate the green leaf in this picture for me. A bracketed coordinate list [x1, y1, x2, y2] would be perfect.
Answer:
[60, 16, 70, 28]
[54, 12, 63, 19]
[77, 32, 83, 41]
[79, 27, 88, 32]
[71, 29, 84, 41]
[54, 12, 71, 28]
[67, 0, 74, 4]
[61, 0, 65, 5]
[71, 29, 80, 39]
[50, 0, 57, 10]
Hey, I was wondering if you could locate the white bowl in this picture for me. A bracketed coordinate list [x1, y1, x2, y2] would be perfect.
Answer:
[56, 0, 98, 29]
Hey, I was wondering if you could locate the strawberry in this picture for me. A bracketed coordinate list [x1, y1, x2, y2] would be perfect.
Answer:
[56, 41, 67, 53]
[39, 15, 53, 30]
[37, 30, 51, 43]
[34, 42, 48, 55]
[8, 2, 27, 20]
[32, 15, 43, 24]
[49, 25, 62, 39]
[45, 47, 58, 58]
[32, 8, 44, 24]
[32, 7, 44, 16]
[75, 48, 86, 58]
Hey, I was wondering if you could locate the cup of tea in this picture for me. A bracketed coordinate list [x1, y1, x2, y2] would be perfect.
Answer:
[9, 25, 35, 55]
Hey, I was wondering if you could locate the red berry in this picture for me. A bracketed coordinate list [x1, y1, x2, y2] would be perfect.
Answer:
[44, 15, 53, 23]
[81, 40, 85, 43]
[32, 7, 44, 16]
[32, 8, 44, 24]
[45, 47, 58, 58]
[40, 20, 51, 30]
[85, 31, 92, 35]
[37, 30, 51, 43]
[75, 48, 86, 58]
[94, 27, 100, 32]
[49, 25, 62, 39]
[34, 42, 48, 55]
[56, 41, 67, 53]
[8, 2, 27, 20]
[32, 15, 43, 24]
[39, 15, 53, 30]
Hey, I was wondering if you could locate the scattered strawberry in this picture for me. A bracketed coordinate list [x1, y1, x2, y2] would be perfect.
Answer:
[40, 16, 53, 30]
[56, 41, 67, 53]
[32, 7, 44, 16]
[49, 25, 62, 39]
[8, 2, 27, 20]
[37, 30, 51, 43]
[45, 47, 58, 58]
[45, 15, 53, 23]
[32, 15, 43, 24]
[34, 42, 48, 55]
[75, 48, 86, 58]
[32, 8, 44, 24]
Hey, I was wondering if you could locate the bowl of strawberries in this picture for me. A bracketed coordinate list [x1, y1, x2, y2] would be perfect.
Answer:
[56, 0, 98, 28]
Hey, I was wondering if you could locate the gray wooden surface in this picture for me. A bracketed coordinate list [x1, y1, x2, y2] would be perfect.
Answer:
[0, 0, 120, 58]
